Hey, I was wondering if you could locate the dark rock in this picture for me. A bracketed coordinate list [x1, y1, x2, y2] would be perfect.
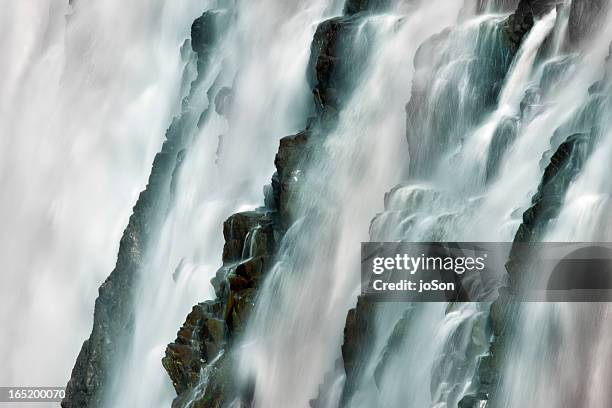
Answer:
[308, 14, 367, 126]
[272, 130, 312, 226]
[503, 0, 536, 53]
[458, 394, 489, 408]
[63, 114, 188, 408]
[164, 209, 275, 407]
[191, 10, 229, 60]
[339, 297, 376, 406]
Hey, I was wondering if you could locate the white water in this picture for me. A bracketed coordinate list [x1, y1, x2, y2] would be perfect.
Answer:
[238, 2, 464, 407]
[496, 51, 612, 408]
[338, 12, 568, 408]
[0, 0, 205, 392]
[4, 1, 612, 407]
[105, 1, 340, 407]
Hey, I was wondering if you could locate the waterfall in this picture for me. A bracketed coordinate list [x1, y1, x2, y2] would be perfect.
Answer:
[493, 14, 612, 406]
[0, 0, 204, 390]
[236, 2, 464, 406]
[104, 1, 337, 407]
[5, 0, 612, 407]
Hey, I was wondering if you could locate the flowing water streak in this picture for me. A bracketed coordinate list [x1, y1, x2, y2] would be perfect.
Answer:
[0, 0, 205, 390]
[490, 7, 612, 405]
[350, 8, 600, 407]
[104, 1, 336, 407]
[237, 2, 464, 407]
[497, 87, 612, 408]
[449, 10, 557, 187]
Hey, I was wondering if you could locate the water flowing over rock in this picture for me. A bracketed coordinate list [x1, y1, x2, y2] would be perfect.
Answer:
[62, 10, 229, 407]
[474, 42, 612, 407]
[55, 0, 612, 407]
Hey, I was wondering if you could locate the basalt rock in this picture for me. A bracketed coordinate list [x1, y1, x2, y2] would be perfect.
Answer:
[163, 208, 276, 407]
[191, 10, 230, 74]
[503, 0, 535, 53]
[164, 123, 314, 406]
[503, 0, 558, 52]
[473, 131, 593, 407]
[339, 297, 376, 405]
[165, 2, 391, 405]
[270, 130, 313, 228]
[308, 14, 369, 127]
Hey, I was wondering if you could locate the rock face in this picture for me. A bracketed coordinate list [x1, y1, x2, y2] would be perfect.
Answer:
[163, 208, 278, 407]
[62, 10, 227, 408]
[338, 297, 376, 406]
[163, 2, 382, 405]
[63, 100, 188, 408]
[308, 14, 367, 127]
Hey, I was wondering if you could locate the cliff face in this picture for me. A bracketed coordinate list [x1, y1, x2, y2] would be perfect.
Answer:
[162, 130, 314, 407]
[162, 2, 377, 405]
[336, 1, 544, 403]
[62, 10, 228, 408]
[67, 0, 610, 407]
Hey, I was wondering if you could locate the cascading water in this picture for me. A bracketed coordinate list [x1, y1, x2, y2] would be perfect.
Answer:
[104, 1, 338, 407]
[237, 2, 467, 407]
[493, 11, 612, 406]
[341, 9, 570, 408]
[0, 0, 204, 393]
[6, 0, 612, 407]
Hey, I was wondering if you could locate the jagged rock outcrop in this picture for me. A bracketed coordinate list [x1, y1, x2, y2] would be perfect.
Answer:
[308, 11, 372, 127]
[470, 130, 594, 407]
[163, 122, 315, 407]
[163, 208, 278, 407]
[503, 0, 557, 51]
[62, 10, 228, 408]
[164, 1, 383, 404]
[338, 297, 376, 405]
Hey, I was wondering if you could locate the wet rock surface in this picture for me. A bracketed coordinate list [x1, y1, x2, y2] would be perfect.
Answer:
[163, 208, 277, 407]
[164, 2, 383, 405]
[163, 121, 316, 406]
[338, 297, 376, 405]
